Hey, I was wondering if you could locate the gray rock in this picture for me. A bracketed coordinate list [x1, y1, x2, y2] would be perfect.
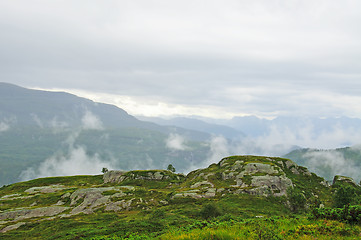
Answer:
[290, 167, 300, 175]
[25, 185, 67, 194]
[0, 222, 26, 233]
[69, 187, 121, 215]
[105, 199, 133, 212]
[103, 170, 126, 183]
[243, 163, 279, 175]
[333, 175, 356, 185]
[284, 160, 296, 169]
[0, 206, 69, 221]
[250, 175, 293, 196]
[191, 181, 214, 188]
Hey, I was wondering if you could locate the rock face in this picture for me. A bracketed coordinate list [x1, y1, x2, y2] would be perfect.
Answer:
[103, 170, 127, 183]
[179, 156, 319, 198]
[0, 206, 69, 221]
[333, 175, 357, 186]
[220, 161, 293, 196]
[103, 170, 184, 183]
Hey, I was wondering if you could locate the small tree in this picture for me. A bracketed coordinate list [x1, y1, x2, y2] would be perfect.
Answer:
[334, 185, 356, 208]
[167, 164, 176, 173]
[101, 167, 109, 174]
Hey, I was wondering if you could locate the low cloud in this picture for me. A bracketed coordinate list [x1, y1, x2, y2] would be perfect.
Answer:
[20, 146, 115, 180]
[166, 133, 188, 151]
[31, 113, 44, 128]
[20, 128, 114, 181]
[303, 150, 360, 182]
[0, 121, 10, 132]
[81, 110, 103, 130]
[184, 135, 231, 173]
[50, 117, 69, 132]
[0, 117, 16, 133]
[206, 136, 230, 166]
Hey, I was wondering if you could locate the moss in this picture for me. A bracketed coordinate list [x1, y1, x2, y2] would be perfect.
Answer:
[102, 190, 120, 196]
[241, 175, 253, 185]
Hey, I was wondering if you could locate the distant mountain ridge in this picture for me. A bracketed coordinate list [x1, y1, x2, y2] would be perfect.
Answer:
[138, 116, 245, 139]
[0, 82, 205, 136]
[0, 83, 212, 186]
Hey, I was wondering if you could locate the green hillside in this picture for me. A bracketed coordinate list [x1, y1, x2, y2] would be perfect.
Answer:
[1, 156, 361, 239]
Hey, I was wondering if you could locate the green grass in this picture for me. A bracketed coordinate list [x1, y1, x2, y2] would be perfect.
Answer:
[158, 217, 361, 240]
[2, 155, 361, 239]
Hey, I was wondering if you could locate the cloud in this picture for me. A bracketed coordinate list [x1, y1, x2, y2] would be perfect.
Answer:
[20, 145, 115, 180]
[81, 110, 103, 130]
[206, 136, 230, 165]
[0, 117, 16, 133]
[31, 113, 44, 128]
[1, 1, 361, 119]
[166, 133, 189, 151]
[303, 150, 360, 182]
[0, 121, 10, 132]
[20, 129, 115, 181]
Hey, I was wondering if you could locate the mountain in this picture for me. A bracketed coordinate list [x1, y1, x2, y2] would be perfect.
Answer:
[284, 146, 361, 182]
[0, 83, 212, 186]
[2, 155, 359, 239]
[138, 116, 245, 139]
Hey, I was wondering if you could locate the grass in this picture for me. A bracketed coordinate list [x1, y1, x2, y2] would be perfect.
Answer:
[2, 155, 361, 239]
[158, 217, 361, 240]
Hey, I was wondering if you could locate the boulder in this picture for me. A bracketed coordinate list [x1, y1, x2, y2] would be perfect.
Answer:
[333, 175, 357, 186]
[0, 206, 69, 221]
[103, 170, 126, 183]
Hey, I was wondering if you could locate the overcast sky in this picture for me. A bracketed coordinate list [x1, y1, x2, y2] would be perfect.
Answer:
[1, 0, 361, 119]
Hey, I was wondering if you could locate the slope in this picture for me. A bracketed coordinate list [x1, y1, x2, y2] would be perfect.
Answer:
[0, 155, 348, 239]
[0, 83, 211, 186]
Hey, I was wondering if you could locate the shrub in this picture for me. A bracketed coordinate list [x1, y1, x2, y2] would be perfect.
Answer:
[333, 185, 356, 208]
[199, 203, 222, 219]
[287, 187, 306, 213]
[311, 204, 361, 223]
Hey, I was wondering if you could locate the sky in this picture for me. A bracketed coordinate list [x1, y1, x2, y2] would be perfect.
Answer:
[1, 0, 361, 119]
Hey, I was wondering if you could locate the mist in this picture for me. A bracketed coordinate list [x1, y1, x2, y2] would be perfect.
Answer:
[302, 150, 359, 182]
[0, 121, 9, 132]
[81, 110, 104, 130]
[20, 111, 113, 181]
[20, 144, 115, 181]
[165, 133, 189, 151]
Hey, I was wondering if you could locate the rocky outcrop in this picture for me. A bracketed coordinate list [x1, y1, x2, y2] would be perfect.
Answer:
[183, 156, 308, 198]
[0, 206, 69, 222]
[0, 155, 331, 234]
[25, 185, 68, 194]
[333, 175, 357, 186]
[103, 170, 127, 183]
[0, 222, 26, 233]
[103, 170, 184, 183]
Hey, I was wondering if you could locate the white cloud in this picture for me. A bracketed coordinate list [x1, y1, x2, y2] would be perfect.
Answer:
[206, 136, 230, 165]
[31, 113, 44, 128]
[20, 129, 115, 181]
[0, 122, 10, 132]
[20, 145, 115, 180]
[81, 110, 103, 130]
[166, 133, 189, 151]
[303, 150, 360, 182]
